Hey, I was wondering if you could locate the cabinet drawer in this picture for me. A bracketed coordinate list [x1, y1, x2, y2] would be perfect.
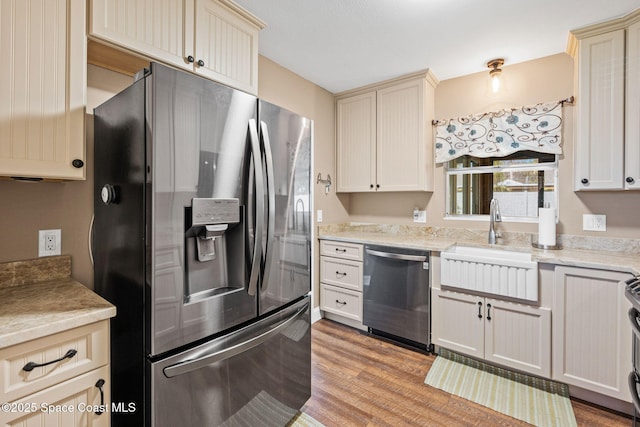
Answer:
[0, 321, 109, 403]
[320, 240, 363, 261]
[320, 284, 362, 321]
[320, 257, 363, 291]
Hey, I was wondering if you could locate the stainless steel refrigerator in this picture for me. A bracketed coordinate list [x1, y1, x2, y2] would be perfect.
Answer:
[93, 63, 312, 427]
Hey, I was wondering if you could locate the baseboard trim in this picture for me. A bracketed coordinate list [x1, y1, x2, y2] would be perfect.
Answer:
[311, 306, 322, 324]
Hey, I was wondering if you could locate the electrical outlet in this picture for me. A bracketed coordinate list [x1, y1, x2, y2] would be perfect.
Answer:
[317, 210, 323, 223]
[39, 229, 61, 257]
[582, 214, 606, 232]
[413, 209, 427, 223]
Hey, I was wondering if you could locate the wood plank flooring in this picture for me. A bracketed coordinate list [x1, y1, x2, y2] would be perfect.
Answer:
[302, 319, 633, 427]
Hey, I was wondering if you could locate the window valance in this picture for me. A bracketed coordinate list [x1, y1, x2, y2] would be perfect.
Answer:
[434, 100, 568, 163]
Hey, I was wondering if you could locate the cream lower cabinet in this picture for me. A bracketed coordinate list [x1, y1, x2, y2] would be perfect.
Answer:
[89, 0, 264, 94]
[433, 288, 551, 377]
[336, 71, 437, 192]
[0, 321, 110, 426]
[0, 0, 86, 180]
[0, 366, 110, 426]
[319, 240, 364, 327]
[552, 266, 632, 401]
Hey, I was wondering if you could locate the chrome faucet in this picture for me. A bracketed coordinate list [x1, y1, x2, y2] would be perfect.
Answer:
[488, 198, 502, 244]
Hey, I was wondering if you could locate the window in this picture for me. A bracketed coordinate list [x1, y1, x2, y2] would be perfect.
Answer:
[445, 151, 557, 221]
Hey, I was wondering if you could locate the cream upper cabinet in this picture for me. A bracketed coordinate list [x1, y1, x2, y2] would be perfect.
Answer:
[0, 0, 86, 180]
[626, 19, 640, 188]
[552, 266, 632, 402]
[336, 92, 376, 192]
[335, 71, 438, 193]
[570, 10, 640, 190]
[89, 0, 264, 94]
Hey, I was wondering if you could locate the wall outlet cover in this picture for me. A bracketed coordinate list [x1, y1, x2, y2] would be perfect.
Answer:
[582, 214, 606, 232]
[317, 210, 323, 223]
[39, 229, 61, 257]
[413, 209, 427, 223]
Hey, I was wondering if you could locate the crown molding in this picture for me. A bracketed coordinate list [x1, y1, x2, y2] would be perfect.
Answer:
[569, 7, 640, 41]
[335, 69, 439, 99]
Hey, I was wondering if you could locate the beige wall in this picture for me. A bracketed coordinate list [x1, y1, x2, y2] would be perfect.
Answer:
[342, 53, 640, 239]
[0, 66, 132, 287]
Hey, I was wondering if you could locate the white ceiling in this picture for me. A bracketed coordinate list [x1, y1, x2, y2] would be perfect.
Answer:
[234, 0, 639, 94]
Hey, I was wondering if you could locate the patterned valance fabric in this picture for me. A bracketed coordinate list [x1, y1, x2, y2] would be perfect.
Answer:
[434, 101, 564, 163]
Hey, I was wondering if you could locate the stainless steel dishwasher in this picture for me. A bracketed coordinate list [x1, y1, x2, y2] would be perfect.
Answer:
[363, 244, 431, 350]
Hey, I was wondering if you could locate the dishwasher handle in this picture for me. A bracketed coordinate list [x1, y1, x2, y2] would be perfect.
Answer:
[366, 248, 427, 263]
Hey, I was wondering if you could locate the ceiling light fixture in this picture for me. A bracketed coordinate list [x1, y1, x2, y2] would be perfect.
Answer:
[487, 58, 504, 93]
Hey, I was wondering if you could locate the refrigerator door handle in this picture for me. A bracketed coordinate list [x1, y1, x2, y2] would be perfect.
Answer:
[163, 300, 309, 378]
[247, 119, 265, 296]
[259, 121, 276, 291]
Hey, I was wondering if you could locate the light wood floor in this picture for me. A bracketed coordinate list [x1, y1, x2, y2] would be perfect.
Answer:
[302, 319, 633, 427]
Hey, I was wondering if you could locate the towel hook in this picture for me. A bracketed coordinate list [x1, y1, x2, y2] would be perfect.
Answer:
[317, 173, 332, 195]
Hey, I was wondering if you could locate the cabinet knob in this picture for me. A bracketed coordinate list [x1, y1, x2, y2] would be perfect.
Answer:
[626, 177, 635, 184]
[370, 184, 374, 189]
[376, 184, 380, 188]
[581, 178, 589, 185]
[72, 159, 84, 168]
[187, 55, 195, 63]
[197, 59, 205, 67]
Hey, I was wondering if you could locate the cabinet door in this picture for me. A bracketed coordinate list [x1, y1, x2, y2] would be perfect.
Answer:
[0, 0, 86, 180]
[0, 366, 110, 426]
[194, 0, 260, 94]
[574, 30, 625, 190]
[432, 289, 484, 359]
[336, 92, 376, 192]
[626, 20, 640, 189]
[376, 78, 430, 191]
[484, 298, 551, 377]
[553, 266, 632, 401]
[89, 0, 192, 73]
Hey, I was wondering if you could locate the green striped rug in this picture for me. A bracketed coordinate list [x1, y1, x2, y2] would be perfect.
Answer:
[287, 412, 324, 427]
[425, 349, 577, 427]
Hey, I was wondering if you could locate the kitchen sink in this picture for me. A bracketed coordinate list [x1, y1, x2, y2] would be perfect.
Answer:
[440, 245, 538, 301]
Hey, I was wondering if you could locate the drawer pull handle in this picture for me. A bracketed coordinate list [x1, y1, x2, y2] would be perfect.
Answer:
[22, 349, 77, 372]
[335, 271, 347, 277]
[95, 379, 105, 415]
[477, 301, 483, 319]
[486, 303, 492, 321]
[335, 248, 347, 253]
[335, 299, 347, 305]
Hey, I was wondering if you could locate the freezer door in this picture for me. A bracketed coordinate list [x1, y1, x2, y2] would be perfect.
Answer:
[258, 101, 312, 316]
[150, 296, 311, 427]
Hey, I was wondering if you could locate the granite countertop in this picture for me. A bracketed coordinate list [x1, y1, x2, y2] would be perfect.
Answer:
[318, 225, 640, 276]
[0, 256, 116, 349]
